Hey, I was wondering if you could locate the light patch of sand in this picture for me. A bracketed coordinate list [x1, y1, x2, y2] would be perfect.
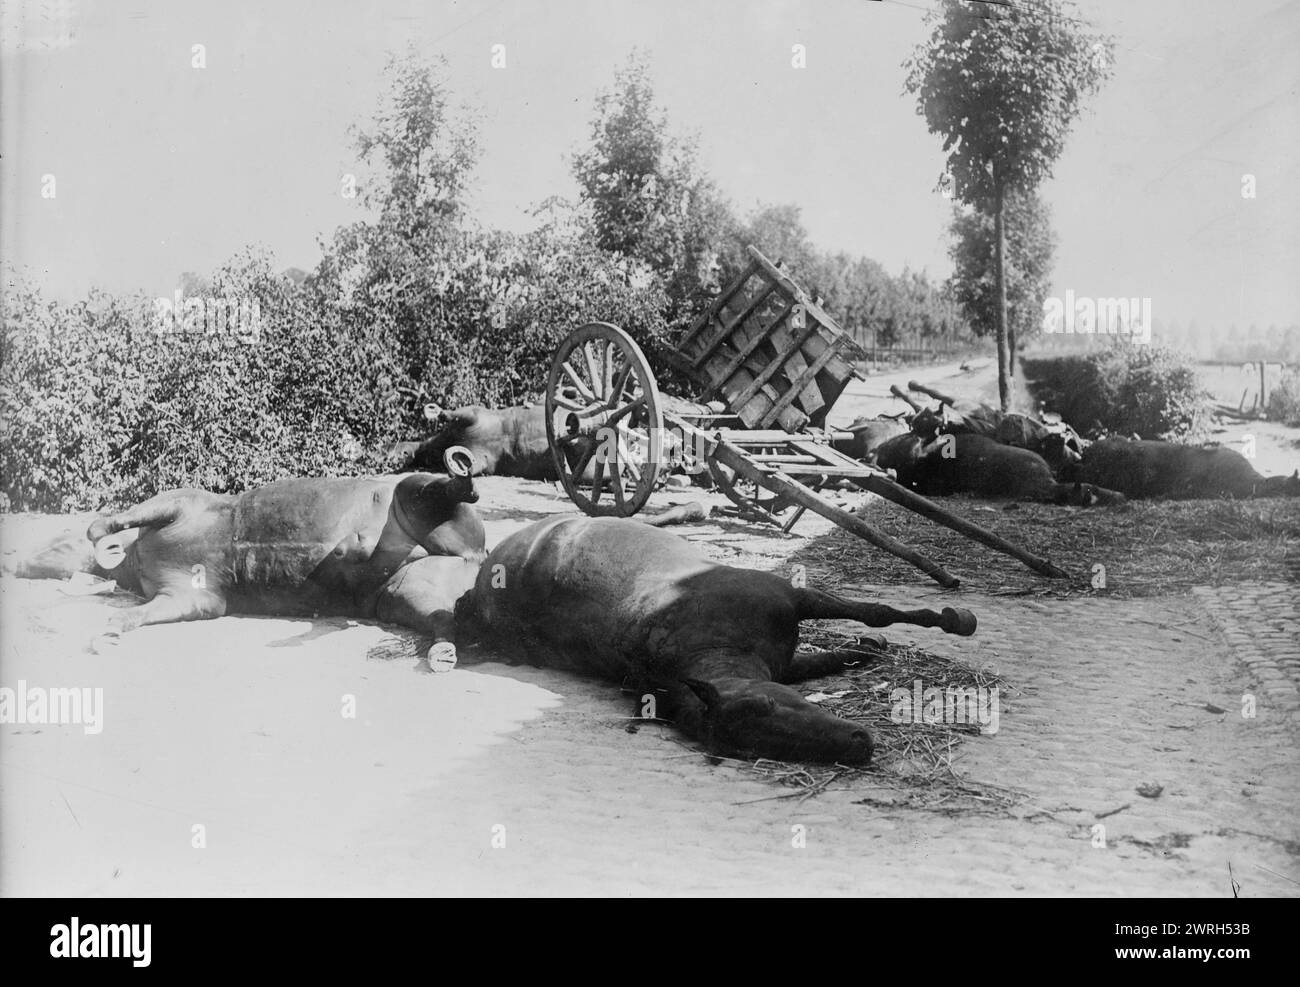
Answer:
[0, 578, 561, 896]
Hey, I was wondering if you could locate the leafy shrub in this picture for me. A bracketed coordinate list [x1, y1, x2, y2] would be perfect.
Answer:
[1266, 367, 1300, 427]
[1022, 345, 1210, 441]
[313, 219, 670, 438]
[1, 230, 671, 512]
[1, 249, 405, 512]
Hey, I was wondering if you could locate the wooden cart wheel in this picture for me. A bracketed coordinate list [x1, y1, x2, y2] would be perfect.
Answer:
[546, 322, 665, 517]
[706, 454, 792, 527]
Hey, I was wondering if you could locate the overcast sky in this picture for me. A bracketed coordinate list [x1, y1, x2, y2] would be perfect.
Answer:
[2, 0, 1297, 330]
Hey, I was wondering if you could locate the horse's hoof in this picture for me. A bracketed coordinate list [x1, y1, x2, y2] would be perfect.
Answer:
[94, 535, 127, 570]
[443, 446, 475, 478]
[940, 607, 978, 636]
[91, 631, 122, 655]
[427, 641, 457, 673]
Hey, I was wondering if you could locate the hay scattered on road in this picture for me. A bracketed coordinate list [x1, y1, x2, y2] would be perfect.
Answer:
[718, 625, 1022, 814]
[794, 495, 1299, 598]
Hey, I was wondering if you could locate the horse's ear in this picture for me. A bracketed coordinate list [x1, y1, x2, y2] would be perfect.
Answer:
[682, 678, 722, 710]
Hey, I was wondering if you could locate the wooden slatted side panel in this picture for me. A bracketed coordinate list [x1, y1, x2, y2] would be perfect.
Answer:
[757, 337, 844, 428]
[677, 259, 758, 356]
[742, 246, 865, 425]
[674, 246, 865, 431]
[700, 297, 795, 402]
[688, 275, 808, 430]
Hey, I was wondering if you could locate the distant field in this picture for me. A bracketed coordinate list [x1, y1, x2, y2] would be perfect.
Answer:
[1198, 360, 1290, 412]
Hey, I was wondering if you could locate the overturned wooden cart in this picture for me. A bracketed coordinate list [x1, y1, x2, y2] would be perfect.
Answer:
[544, 245, 1066, 588]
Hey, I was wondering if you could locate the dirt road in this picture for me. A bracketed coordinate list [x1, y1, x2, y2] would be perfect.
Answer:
[2, 360, 1296, 896]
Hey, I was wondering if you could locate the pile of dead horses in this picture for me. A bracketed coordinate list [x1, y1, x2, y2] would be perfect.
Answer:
[6, 380, 1298, 802]
[843, 380, 1298, 505]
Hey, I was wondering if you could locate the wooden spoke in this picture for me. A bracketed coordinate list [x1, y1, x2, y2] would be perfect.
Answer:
[590, 445, 606, 504]
[551, 393, 586, 412]
[608, 364, 633, 409]
[616, 434, 643, 483]
[583, 341, 604, 400]
[561, 360, 597, 402]
[602, 339, 616, 401]
[605, 395, 645, 428]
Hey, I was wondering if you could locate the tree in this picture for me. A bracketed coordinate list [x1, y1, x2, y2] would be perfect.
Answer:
[178, 271, 211, 298]
[314, 51, 485, 421]
[349, 47, 479, 238]
[573, 53, 734, 328]
[724, 203, 855, 314]
[817, 252, 892, 348]
[905, 0, 1112, 410]
[947, 190, 1056, 373]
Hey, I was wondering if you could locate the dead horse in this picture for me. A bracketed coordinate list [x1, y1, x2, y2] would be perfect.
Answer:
[78, 448, 485, 665]
[455, 515, 977, 764]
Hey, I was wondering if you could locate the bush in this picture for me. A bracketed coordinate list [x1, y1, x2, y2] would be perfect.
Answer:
[1266, 368, 1300, 427]
[1, 250, 406, 512]
[1022, 345, 1211, 441]
[0, 230, 672, 512]
[313, 220, 671, 436]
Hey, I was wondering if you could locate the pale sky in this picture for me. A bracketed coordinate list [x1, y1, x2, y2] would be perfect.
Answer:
[2, 0, 1297, 330]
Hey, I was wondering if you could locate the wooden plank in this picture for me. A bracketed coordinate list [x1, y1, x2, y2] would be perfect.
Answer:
[704, 265, 819, 413]
[748, 454, 820, 465]
[784, 439, 854, 468]
[709, 440, 959, 588]
[716, 428, 817, 444]
[693, 321, 808, 431]
[784, 440, 873, 470]
[745, 246, 867, 362]
[700, 352, 808, 431]
[685, 283, 798, 420]
[764, 313, 824, 418]
[740, 246, 868, 418]
[701, 298, 796, 402]
[787, 325, 860, 395]
[676, 259, 758, 353]
[854, 474, 1070, 579]
[775, 464, 879, 478]
[689, 282, 777, 369]
[711, 428, 848, 445]
[729, 320, 820, 420]
[759, 338, 844, 428]
[716, 299, 806, 412]
[678, 267, 754, 353]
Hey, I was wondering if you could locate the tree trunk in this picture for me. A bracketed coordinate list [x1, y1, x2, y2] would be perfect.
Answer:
[993, 176, 1012, 412]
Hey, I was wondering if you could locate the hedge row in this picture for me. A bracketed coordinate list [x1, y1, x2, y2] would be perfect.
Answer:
[1, 231, 668, 512]
[1021, 345, 1211, 441]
